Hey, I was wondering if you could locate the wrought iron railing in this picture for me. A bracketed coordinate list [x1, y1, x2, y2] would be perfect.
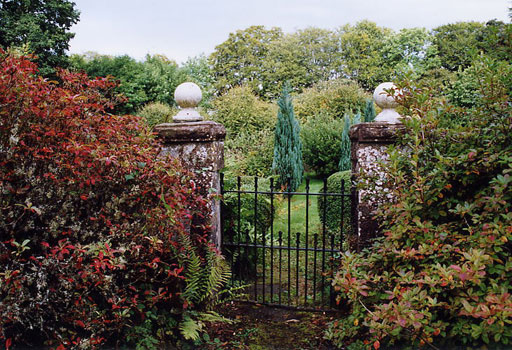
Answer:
[220, 174, 356, 310]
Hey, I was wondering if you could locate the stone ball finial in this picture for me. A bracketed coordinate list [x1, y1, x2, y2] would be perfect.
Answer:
[173, 82, 203, 122]
[373, 82, 401, 124]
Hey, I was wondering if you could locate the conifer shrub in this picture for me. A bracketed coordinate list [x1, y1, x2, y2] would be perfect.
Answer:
[338, 114, 352, 172]
[0, 51, 227, 349]
[327, 56, 512, 349]
[362, 98, 376, 122]
[272, 83, 303, 192]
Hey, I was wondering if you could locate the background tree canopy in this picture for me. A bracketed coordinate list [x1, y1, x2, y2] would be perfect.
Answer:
[2, 1, 508, 182]
[70, 53, 186, 114]
[0, 0, 80, 76]
[209, 25, 283, 98]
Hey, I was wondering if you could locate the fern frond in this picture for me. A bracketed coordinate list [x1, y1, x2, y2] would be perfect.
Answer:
[205, 249, 231, 300]
[210, 285, 249, 308]
[179, 314, 203, 341]
[196, 310, 235, 324]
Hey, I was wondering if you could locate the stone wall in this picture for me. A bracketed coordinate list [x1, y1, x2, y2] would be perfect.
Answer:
[154, 121, 226, 247]
[350, 116, 404, 247]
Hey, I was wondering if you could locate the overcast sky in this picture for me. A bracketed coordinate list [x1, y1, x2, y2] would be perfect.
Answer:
[68, 0, 510, 64]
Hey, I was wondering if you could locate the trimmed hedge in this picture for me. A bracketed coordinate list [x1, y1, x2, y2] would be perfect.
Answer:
[301, 113, 344, 178]
[317, 171, 352, 235]
[221, 177, 275, 278]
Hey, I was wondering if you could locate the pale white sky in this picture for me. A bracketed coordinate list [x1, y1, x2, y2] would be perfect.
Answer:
[68, 0, 510, 64]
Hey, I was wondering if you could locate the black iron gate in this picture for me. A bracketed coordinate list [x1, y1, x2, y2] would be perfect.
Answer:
[220, 174, 356, 310]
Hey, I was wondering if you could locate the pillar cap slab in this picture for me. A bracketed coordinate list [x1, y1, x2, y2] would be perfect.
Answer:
[349, 122, 405, 143]
[154, 120, 226, 143]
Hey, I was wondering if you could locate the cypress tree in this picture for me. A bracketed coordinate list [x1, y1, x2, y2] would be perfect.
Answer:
[338, 113, 352, 171]
[353, 110, 362, 125]
[272, 83, 303, 191]
[363, 99, 376, 122]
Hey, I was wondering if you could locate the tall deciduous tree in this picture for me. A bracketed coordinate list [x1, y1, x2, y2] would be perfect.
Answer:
[335, 20, 393, 90]
[0, 0, 80, 76]
[431, 22, 485, 71]
[381, 27, 433, 76]
[209, 25, 282, 97]
[261, 27, 339, 99]
[272, 83, 303, 191]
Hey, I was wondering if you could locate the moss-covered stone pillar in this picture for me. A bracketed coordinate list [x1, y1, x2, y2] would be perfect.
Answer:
[154, 82, 225, 248]
[350, 83, 404, 248]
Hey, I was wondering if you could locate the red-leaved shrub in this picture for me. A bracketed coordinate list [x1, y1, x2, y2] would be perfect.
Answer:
[0, 50, 224, 349]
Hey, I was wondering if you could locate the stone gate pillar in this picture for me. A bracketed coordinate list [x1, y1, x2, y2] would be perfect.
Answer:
[154, 82, 225, 248]
[350, 83, 405, 248]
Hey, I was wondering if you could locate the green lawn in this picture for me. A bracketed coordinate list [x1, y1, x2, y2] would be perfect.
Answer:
[272, 178, 324, 243]
[258, 178, 341, 307]
[224, 176, 343, 308]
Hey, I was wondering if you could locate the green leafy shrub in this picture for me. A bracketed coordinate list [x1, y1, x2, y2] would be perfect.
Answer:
[317, 171, 352, 237]
[137, 101, 176, 128]
[210, 85, 276, 138]
[328, 56, 512, 349]
[224, 129, 275, 177]
[0, 51, 228, 349]
[446, 56, 512, 111]
[294, 79, 369, 123]
[211, 86, 277, 177]
[300, 113, 344, 178]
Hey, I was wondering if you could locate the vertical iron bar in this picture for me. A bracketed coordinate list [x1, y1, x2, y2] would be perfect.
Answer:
[296, 232, 300, 306]
[304, 178, 310, 306]
[237, 176, 242, 285]
[253, 177, 258, 301]
[287, 177, 291, 306]
[331, 180, 340, 308]
[351, 179, 359, 252]
[340, 179, 345, 252]
[287, 226, 291, 306]
[270, 178, 274, 303]
[262, 181, 266, 304]
[245, 227, 250, 271]
[233, 176, 242, 281]
[220, 173, 231, 286]
[278, 231, 283, 305]
[321, 178, 327, 306]
[331, 228, 335, 252]
[330, 234, 335, 308]
[313, 233, 318, 304]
